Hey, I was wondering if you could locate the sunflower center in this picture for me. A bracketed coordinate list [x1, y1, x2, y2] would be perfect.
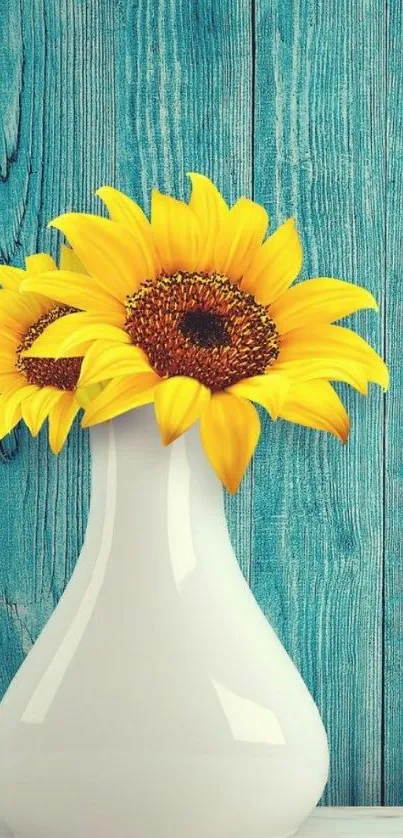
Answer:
[179, 310, 230, 348]
[16, 305, 82, 391]
[124, 272, 279, 391]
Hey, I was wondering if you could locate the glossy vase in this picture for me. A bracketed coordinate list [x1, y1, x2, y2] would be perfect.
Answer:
[0, 405, 329, 838]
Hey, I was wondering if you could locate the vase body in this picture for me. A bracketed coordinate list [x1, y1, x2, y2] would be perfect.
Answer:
[0, 406, 328, 838]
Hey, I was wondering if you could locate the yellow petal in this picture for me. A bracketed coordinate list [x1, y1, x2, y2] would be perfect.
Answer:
[0, 329, 18, 357]
[1, 384, 39, 432]
[48, 392, 80, 454]
[272, 358, 370, 395]
[78, 340, 153, 386]
[270, 278, 378, 334]
[154, 376, 210, 445]
[23, 325, 93, 360]
[242, 218, 302, 301]
[200, 391, 260, 494]
[0, 289, 48, 331]
[0, 316, 24, 342]
[279, 324, 389, 389]
[25, 254, 57, 274]
[21, 271, 124, 315]
[0, 346, 18, 374]
[21, 387, 63, 436]
[81, 372, 160, 427]
[0, 327, 20, 350]
[0, 402, 21, 439]
[0, 374, 28, 396]
[0, 266, 26, 291]
[22, 311, 126, 358]
[187, 173, 228, 271]
[227, 373, 289, 419]
[0, 372, 25, 392]
[278, 380, 350, 442]
[49, 213, 155, 299]
[56, 323, 130, 358]
[0, 308, 29, 338]
[96, 186, 161, 276]
[75, 383, 103, 409]
[214, 198, 268, 283]
[151, 190, 202, 273]
[97, 185, 149, 232]
[59, 244, 88, 274]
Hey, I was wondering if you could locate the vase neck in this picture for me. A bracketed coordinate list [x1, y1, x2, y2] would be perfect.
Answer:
[100, 404, 224, 512]
[88, 406, 230, 588]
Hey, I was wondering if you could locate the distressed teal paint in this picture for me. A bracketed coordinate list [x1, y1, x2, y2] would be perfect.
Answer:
[0, 0, 122, 692]
[0, 0, 397, 806]
[252, 0, 386, 806]
[384, 0, 403, 807]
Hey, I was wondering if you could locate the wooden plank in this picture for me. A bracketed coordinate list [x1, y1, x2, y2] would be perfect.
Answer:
[252, 0, 386, 804]
[383, 0, 403, 807]
[117, 0, 254, 580]
[0, 0, 123, 696]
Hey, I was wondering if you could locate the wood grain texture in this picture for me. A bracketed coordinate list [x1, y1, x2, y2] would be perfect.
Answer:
[252, 0, 386, 805]
[0, 0, 123, 694]
[0, 0, 396, 807]
[384, 0, 403, 807]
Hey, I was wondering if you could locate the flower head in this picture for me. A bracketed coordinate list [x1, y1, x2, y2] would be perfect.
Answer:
[0, 248, 101, 453]
[22, 174, 388, 491]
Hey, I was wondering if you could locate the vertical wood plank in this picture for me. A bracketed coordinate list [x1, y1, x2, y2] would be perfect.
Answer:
[252, 0, 386, 804]
[0, 0, 123, 696]
[116, 0, 254, 579]
[384, 0, 403, 806]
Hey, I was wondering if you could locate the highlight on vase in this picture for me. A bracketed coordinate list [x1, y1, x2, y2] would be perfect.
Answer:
[0, 174, 388, 491]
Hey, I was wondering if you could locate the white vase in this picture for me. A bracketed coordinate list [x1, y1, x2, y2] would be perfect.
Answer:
[0, 406, 329, 838]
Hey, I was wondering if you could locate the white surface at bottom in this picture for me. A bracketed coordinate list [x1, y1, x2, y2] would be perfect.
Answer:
[0, 808, 402, 837]
[297, 807, 403, 835]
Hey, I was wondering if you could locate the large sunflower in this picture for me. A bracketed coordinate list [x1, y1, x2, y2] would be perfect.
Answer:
[21, 175, 388, 491]
[0, 249, 101, 453]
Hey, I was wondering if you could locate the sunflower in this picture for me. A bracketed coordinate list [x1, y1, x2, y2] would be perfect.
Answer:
[21, 174, 388, 491]
[0, 248, 101, 453]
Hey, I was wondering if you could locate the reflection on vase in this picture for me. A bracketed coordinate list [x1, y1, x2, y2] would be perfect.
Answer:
[0, 406, 329, 838]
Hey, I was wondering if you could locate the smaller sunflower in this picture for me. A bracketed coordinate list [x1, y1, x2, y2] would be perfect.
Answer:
[0, 248, 101, 453]
[21, 175, 388, 491]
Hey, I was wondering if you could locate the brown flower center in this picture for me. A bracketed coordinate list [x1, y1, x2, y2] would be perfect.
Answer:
[124, 272, 279, 391]
[179, 310, 230, 348]
[16, 305, 82, 391]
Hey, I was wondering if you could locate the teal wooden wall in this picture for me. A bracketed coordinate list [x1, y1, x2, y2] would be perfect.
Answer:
[0, 0, 399, 806]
